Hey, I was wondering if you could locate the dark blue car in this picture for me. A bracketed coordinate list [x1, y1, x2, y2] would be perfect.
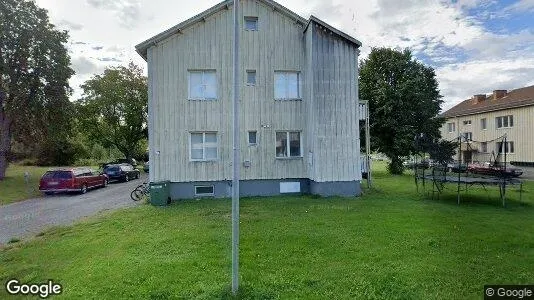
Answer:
[103, 164, 140, 182]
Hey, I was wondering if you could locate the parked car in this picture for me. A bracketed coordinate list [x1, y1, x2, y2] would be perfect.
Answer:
[39, 168, 108, 195]
[468, 162, 523, 178]
[143, 161, 149, 173]
[447, 162, 468, 173]
[102, 158, 138, 169]
[403, 160, 430, 169]
[103, 164, 140, 182]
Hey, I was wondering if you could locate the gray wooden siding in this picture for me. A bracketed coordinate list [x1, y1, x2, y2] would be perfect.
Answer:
[148, 0, 361, 183]
[308, 25, 361, 182]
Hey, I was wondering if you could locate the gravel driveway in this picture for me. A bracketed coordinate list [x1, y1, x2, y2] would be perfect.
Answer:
[0, 174, 147, 245]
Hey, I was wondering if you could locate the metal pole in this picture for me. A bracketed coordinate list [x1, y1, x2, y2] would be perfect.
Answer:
[457, 135, 461, 205]
[365, 101, 371, 188]
[231, 0, 240, 295]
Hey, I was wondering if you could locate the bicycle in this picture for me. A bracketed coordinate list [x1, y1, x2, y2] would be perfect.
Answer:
[130, 181, 150, 202]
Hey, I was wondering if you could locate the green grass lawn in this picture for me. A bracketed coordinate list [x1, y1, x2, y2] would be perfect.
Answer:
[1, 162, 533, 299]
[0, 164, 102, 205]
[0, 165, 52, 205]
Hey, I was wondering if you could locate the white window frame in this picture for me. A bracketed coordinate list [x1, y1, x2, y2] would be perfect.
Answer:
[274, 71, 301, 100]
[447, 122, 455, 133]
[248, 131, 257, 146]
[497, 141, 514, 154]
[195, 185, 214, 196]
[275, 131, 302, 158]
[244, 16, 258, 31]
[481, 118, 487, 130]
[463, 132, 472, 141]
[189, 132, 218, 161]
[188, 70, 217, 100]
[246, 70, 256, 86]
[496, 115, 514, 129]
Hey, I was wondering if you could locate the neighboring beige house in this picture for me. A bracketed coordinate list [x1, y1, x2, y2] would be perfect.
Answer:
[136, 0, 363, 199]
[440, 85, 534, 164]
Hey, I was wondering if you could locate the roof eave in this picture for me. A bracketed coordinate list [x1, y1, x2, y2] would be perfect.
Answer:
[442, 102, 534, 118]
[304, 15, 362, 48]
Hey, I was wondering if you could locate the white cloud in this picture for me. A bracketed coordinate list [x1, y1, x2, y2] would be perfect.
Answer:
[34, 0, 534, 109]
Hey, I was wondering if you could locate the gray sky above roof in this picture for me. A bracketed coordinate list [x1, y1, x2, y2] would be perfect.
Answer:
[36, 0, 534, 111]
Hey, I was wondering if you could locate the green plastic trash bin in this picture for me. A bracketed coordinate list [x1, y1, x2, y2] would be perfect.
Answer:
[150, 180, 171, 206]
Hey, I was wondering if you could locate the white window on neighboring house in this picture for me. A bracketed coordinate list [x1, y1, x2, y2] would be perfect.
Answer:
[244, 16, 258, 31]
[274, 71, 300, 100]
[496, 115, 514, 128]
[497, 141, 514, 154]
[481, 118, 487, 130]
[463, 132, 472, 141]
[463, 120, 472, 125]
[188, 70, 217, 100]
[190, 132, 218, 161]
[276, 131, 301, 158]
[248, 131, 257, 145]
[481, 142, 487, 153]
[447, 122, 455, 133]
[246, 70, 256, 86]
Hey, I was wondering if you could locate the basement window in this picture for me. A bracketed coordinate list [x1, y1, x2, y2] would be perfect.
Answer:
[244, 17, 258, 31]
[195, 185, 214, 196]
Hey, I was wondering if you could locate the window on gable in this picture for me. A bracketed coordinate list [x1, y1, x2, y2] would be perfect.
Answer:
[246, 70, 256, 86]
[274, 71, 300, 100]
[276, 131, 301, 158]
[244, 16, 258, 31]
[190, 132, 218, 161]
[188, 70, 217, 100]
[463, 120, 472, 125]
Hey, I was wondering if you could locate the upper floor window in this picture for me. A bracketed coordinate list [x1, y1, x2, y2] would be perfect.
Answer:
[481, 142, 488, 153]
[496, 115, 513, 128]
[274, 71, 300, 100]
[246, 70, 256, 86]
[190, 132, 218, 161]
[480, 118, 487, 130]
[248, 131, 257, 145]
[463, 132, 472, 141]
[188, 70, 217, 100]
[447, 122, 455, 133]
[244, 17, 258, 31]
[463, 120, 472, 125]
[276, 131, 301, 158]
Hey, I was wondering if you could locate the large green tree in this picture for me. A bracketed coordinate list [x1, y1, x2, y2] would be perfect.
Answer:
[0, 0, 74, 179]
[77, 63, 148, 160]
[360, 48, 444, 174]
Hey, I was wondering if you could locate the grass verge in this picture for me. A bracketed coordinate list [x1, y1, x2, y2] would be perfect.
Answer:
[0, 162, 533, 299]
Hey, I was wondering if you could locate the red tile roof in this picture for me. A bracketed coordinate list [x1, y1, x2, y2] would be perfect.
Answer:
[441, 85, 534, 118]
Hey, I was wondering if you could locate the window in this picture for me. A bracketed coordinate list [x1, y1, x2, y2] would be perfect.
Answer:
[248, 131, 257, 145]
[244, 16, 258, 31]
[481, 118, 487, 130]
[463, 120, 472, 125]
[190, 132, 218, 161]
[274, 71, 300, 100]
[481, 142, 487, 153]
[188, 70, 217, 100]
[496, 115, 513, 128]
[447, 122, 455, 133]
[497, 141, 514, 154]
[276, 131, 301, 158]
[246, 70, 256, 86]
[195, 185, 214, 196]
[463, 132, 472, 141]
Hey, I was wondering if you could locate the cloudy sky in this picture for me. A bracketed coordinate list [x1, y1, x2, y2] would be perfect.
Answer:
[35, 0, 534, 110]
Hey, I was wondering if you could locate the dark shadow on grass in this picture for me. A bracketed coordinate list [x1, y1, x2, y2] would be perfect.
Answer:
[422, 190, 530, 208]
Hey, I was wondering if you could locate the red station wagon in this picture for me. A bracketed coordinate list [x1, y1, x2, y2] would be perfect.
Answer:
[39, 167, 109, 195]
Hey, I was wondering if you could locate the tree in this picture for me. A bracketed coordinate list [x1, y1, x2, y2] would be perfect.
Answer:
[360, 48, 444, 174]
[0, 0, 74, 179]
[77, 63, 148, 160]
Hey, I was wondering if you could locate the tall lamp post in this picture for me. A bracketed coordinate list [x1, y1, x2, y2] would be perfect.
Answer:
[231, 0, 240, 295]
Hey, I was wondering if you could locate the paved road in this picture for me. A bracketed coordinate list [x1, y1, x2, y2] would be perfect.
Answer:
[0, 174, 147, 245]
